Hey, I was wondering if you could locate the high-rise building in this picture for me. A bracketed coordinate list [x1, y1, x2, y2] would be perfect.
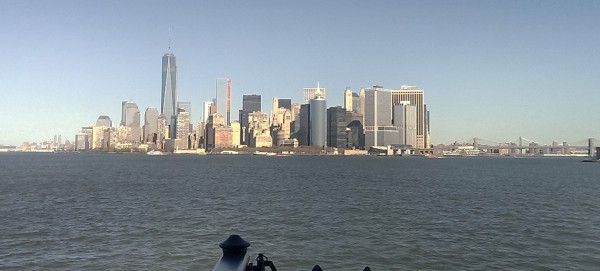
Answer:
[303, 84, 327, 104]
[81, 126, 93, 150]
[352, 93, 361, 114]
[247, 111, 269, 148]
[240, 94, 261, 127]
[327, 106, 347, 148]
[161, 52, 177, 125]
[309, 89, 327, 147]
[177, 102, 191, 117]
[75, 133, 89, 151]
[143, 107, 159, 143]
[239, 94, 261, 145]
[120, 100, 141, 143]
[424, 104, 430, 148]
[389, 86, 425, 148]
[177, 101, 192, 132]
[363, 86, 398, 148]
[270, 108, 293, 146]
[215, 78, 231, 124]
[156, 114, 167, 150]
[277, 98, 292, 111]
[96, 115, 112, 127]
[393, 102, 418, 147]
[121, 100, 140, 127]
[296, 104, 310, 146]
[230, 121, 241, 147]
[176, 111, 190, 149]
[344, 87, 353, 112]
[203, 101, 213, 123]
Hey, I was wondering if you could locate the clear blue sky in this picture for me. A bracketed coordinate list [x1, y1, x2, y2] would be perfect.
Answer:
[1, 0, 599, 146]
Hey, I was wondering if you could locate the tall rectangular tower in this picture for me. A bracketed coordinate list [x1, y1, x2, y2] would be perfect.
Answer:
[161, 53, 177, 124]
[389, 86, 425, 148]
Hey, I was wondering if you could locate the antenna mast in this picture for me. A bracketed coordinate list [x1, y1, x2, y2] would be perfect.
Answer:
[168, 27, 172, 51]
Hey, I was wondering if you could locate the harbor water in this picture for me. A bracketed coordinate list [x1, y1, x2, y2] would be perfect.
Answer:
[1, 153, 599, 270]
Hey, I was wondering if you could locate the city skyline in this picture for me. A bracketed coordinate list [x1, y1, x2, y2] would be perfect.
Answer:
[2, 1, 600, 146]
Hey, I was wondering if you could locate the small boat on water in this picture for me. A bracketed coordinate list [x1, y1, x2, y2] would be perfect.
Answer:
[146, 150, 165, 155]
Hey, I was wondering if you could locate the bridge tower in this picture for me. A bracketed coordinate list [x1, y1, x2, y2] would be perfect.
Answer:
[473, 137, 479, 149]
[589, 138, 596, 157]
[519, 136, 523, 155]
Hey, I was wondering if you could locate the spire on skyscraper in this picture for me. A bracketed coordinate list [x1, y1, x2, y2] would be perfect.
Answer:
[168, 27, 171, 51]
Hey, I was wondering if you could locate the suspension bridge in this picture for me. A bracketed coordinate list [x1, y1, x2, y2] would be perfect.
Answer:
[434, 137, 598, 156]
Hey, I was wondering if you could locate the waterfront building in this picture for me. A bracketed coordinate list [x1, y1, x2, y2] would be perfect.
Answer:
[156, 114, 167, 149]
[214, 126, 233, 148]
[75, 133, 89, 151]
[92, 126, 112, 150]
[424, 104, 431, 148]
[363, 86, 399, 148]
[81, 126, 93, 150]
[309, 89, 327, 147]
[143, 107, 159, 143]
[205, 112, 226, 149]
[346, 120, 365, 149]
[176, 110, 190, 149]
[303, 84, 327, 104]
[270, 108, 292, 146]
[327, 106, 347, 148]
[254, 134, 273, 148]
[393, 101, 418, 147]
[196, 121, 206, 149]
[161, 52, 177, 126]
[230, 121, 241, 147]
[247, 111, 269, 148]
[389, 86, 425, 148]
[111, 126, 137, 150]
[296, 104, 310, 146]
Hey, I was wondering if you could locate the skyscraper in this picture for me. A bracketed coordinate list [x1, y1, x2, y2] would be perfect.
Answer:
[393, 101, 417, 147]
[176, 111, 190, 149]
[327, 106, 347, 148]
[309, 88, 327, 147]
[121, 100, 140, 127]
[120, 100, 141, 143]
[297, 104, 310, 146]
[344, 87, 353, 112]
[96, 115, 112, 127]
[143, 107, 159, 143]
[215, 78, 230, 124]
[277, 98, 292, 111]
[389, 86, 425, 148]
[239, 94, 261, 144]
[177, 101, 192, 132]
[363, 86, 398, 148]
[203, 101, 213, 123]
[303, 85, 327, 104]
[161, 52, 177, 125]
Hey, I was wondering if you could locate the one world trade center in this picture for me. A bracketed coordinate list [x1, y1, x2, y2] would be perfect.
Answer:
[161, 52, 177, 133]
